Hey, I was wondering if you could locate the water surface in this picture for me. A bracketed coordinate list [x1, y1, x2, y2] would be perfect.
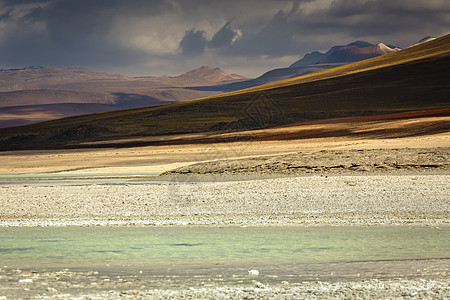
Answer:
[1, 226, 448, 273]
[1, 226, 448, 300]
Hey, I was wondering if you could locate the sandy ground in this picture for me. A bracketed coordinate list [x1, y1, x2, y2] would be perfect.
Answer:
[162, 148, 449, 176]
[1, 174, 449, 227]
[0, 132, 449, 175]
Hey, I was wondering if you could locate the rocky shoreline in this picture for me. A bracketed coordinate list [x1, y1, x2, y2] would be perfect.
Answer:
[32, 279, 450, 299]
[1, 265, 449, 300]
[1, 262, 449, 299]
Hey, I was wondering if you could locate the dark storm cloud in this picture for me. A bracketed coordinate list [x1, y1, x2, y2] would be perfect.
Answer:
[220, 0, 450, 57]
[0, 0, 154, 67]
[288, 0, 450, 45]
[0, 0, 176, 67]
[2, 0, 48, 4]
[180, 29, 208, 55]
[0, 0, 449, 76]
[180, 21, 238, 55]
[42, 1, 113, 49]
[209, 21, 237, 49]
[226, 8, 297, 56]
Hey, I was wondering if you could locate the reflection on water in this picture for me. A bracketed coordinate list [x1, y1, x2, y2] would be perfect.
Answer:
[0, 247, 33, 252]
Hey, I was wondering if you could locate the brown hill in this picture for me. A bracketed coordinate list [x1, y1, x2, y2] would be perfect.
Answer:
[0, 67, 128, 91]
[320, 43, 400, 63]
[0, 66, 247, 128]
[175, 66, 247, 83]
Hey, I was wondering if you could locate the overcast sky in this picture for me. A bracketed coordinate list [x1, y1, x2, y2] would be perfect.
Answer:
[0, 0, 449, 77]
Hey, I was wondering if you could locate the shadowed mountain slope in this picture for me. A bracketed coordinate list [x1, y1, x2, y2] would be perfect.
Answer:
[289, 41, 399, 68]
[0, 34, 449, 151]
[195, 41, 402, 93]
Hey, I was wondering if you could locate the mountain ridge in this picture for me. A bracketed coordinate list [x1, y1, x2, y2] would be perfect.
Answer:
[290, 41, 400, 68]
[0, 34, 448, 151]
[0, 66, 247, 128]
[175, 66, 247, 82]
[0, 35, 443, 130]
[199, 40, 404, 92]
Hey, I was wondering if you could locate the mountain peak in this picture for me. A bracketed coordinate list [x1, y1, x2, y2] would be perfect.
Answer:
[416, 36, 436, 45]
[196, 66, 217, 71]
[290, 40, 401, 68]
[347, 41, 373, 48]
[178, 66, 247, 82]
[375, 43, 398, 53]
[289, 51, 326, 68]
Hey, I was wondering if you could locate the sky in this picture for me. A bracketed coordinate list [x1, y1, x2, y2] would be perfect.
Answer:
[0, 0, 449, 78]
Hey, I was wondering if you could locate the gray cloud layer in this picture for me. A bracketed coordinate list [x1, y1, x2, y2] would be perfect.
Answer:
[0, 0, 449, 77]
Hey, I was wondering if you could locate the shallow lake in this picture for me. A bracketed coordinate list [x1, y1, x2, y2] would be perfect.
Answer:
[1, 226, 448, 281]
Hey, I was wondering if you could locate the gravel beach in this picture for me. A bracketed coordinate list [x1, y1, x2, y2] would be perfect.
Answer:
[1, 263, 449, 299]
[0, 174, 449, 227]
[35, 279, 450, 300]
[11, 279, 450, 299]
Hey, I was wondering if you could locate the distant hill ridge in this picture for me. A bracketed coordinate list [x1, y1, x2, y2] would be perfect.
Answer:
[175, 66, 247, 82]
[206, 40, 403, 91]
[0, 66, 44, 72]
[412, 36, 436, 47]
[0, 67, 129, 91]
[290, 41, 400, 68]
[0, 35, 441, 130]
[0, 66, 247, 128]
[0, 66, 246, 91]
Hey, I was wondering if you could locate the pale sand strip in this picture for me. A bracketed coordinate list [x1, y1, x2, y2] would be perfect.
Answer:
[1, 174, 449, 227]
[1, 132, 449, 175]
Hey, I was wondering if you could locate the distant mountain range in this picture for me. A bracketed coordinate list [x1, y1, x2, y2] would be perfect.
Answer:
[0, 66, 44, 72]
[0, 36, 436, 128]
[0, 66, 247, 128]
[192, 40, 403, 93]
[249, 41, 401, 86]
[1, 34, 448, 151]
[290, 41, 400, 67]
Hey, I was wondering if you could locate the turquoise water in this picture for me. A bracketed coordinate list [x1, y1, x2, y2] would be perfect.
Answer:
[0, 226, 448, 271]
